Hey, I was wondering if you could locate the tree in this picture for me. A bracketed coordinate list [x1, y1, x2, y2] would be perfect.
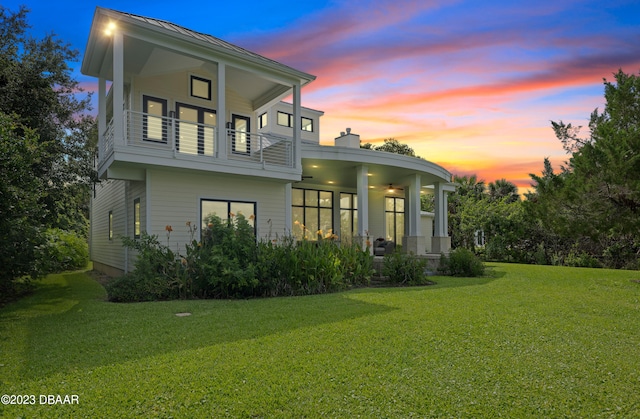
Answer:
[361, 138, 419, 157]
[0, 6, 95, 298]
[526, 70, 640, 268]
[488, 178, 519, 203]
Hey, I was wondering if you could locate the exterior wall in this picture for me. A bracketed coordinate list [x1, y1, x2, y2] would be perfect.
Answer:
[147, 169, 288, 250]
[90, 179, 127, 273]
[131, 71, 254, 130]
[259, 102, 321, 144]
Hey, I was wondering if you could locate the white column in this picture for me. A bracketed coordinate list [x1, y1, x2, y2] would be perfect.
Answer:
[432, 182, 453, 254]
[356, 165, 369, 237]
[407, 174, 421, 236]
[98, 77, 106, 161]
[433, 182, 446, 237]
[112, 31, 124, 146]
[292, 83, 302, 169]
[217, 62, 227, 159]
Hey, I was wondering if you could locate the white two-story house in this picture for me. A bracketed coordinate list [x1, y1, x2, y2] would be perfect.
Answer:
[82, 7, 454, 276]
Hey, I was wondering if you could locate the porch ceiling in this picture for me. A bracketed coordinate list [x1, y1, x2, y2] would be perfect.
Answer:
[91, 37, 286, 108]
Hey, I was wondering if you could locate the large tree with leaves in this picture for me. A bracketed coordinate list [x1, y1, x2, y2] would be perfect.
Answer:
[526, 70, 640, 268]
[0, 6, 95, 297]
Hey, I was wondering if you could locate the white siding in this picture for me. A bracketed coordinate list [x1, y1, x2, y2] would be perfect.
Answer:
[147, 169, 288, 251]
[90, 179, 127, 271]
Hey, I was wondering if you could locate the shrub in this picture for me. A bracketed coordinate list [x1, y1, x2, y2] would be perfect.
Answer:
[382, 251, 429, 285]
[439, 247, 486, 277]
[108, 216, 375, 302]
[42, 228, 89, 272]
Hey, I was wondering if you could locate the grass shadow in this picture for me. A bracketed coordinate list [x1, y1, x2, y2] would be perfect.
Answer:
[1, 270, 395, 381]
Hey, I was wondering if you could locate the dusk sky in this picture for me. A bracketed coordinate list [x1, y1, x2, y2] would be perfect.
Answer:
[7, 0, 640, 193]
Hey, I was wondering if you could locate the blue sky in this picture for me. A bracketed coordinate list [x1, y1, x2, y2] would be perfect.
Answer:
[6, 0, 640, 191]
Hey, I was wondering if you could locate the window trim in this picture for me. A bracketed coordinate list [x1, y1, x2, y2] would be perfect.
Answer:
[385, 196, 404, 243]
[108, 211, 113, 240]
[200, 199, 257, 235]
[258, 112, 268, 129]
[277, 111, 293, 128]
[133, 198, 141, 239]
[190, 75, 212, 101]
[142, 95, 168, 143]
[340, 192, 357, 239]
[302, 117, 313, 132]
[292, 188, 334, 240]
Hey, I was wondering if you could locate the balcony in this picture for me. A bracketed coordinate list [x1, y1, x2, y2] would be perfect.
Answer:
[99, 110, 295, 175]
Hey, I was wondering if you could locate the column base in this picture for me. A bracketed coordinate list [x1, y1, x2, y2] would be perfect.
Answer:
[402, 235, 426, 255]
[431, 236, 451, 254]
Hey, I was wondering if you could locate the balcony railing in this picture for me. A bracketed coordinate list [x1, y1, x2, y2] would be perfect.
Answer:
[100, 111, 294, 168]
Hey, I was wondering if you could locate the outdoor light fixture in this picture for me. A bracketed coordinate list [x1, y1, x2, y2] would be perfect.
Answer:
[104, 22, 116, 36]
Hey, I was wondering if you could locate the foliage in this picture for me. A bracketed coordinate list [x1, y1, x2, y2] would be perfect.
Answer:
[382, 251, 429, 285]
[107, 215, 374, 302]
[439, 247, 486, 277]
[361, 137, 420, 158]
[526, 69, 640, 268]
[0, 6, 95, 297]
[0, 112, 46, 297]
[42, 228, 89, 272]
[5, 264, 640, 417]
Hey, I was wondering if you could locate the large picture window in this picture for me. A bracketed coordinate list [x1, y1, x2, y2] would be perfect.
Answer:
[340, 192, 357, 240]
[201, 199, 256, 231]
[292, 188, 333, 240]
[143, 95, 167, 143]
[385, 197, 404, 243]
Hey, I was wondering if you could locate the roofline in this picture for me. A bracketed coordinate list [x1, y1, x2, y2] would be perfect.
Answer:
[83, 7, 316, 86]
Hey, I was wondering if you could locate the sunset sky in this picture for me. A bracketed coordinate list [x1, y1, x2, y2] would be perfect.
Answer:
[7, 0, 640, 193]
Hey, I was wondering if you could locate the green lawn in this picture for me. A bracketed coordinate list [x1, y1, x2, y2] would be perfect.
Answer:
[1, 264, 640, 418]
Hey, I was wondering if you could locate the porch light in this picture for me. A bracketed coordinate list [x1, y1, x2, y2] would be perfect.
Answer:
[104, 22, 117, 36]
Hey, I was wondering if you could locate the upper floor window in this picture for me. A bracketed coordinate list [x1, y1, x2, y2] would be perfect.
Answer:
[277, 111, 314, 132]
[259, 112, 268, 129]
[190, 75, 211, 100]
[302, 117, 313, 132]
[143, 95, 167, 143]
[277, 111, 292, 127]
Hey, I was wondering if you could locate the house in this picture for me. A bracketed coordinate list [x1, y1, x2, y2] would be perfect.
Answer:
[82, 7, 455, 276]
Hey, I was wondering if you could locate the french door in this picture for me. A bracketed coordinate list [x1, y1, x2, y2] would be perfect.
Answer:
[176, 103, 216, 156]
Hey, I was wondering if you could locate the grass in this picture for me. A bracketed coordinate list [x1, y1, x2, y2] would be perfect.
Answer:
[1, 263, 640, 418]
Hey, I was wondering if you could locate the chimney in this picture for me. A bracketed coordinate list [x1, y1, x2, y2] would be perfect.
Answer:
[334, 128, 360, 148]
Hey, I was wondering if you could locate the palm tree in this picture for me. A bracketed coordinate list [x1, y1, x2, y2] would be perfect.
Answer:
[488, 178, 519, 202]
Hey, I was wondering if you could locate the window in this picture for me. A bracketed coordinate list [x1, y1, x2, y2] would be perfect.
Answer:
[340, 193, 358, 240]
[190, 75, 211, 100]
[259, 112, 268, 129]
[231, 114, 250, 154]
[108, 211, 113, 240]
[302, 117, 313, 132]
[385, 197, 404, 243]
[277, 111, 292, 127]
[292, 188, 333, 240]
[143, 95, 167, 143]
[176, 103, 216, 156]
[201, 199, 256, 232]
[133, 198, 141, 239]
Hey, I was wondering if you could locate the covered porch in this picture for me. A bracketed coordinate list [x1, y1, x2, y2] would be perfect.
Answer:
[291, 133, 455, 255]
